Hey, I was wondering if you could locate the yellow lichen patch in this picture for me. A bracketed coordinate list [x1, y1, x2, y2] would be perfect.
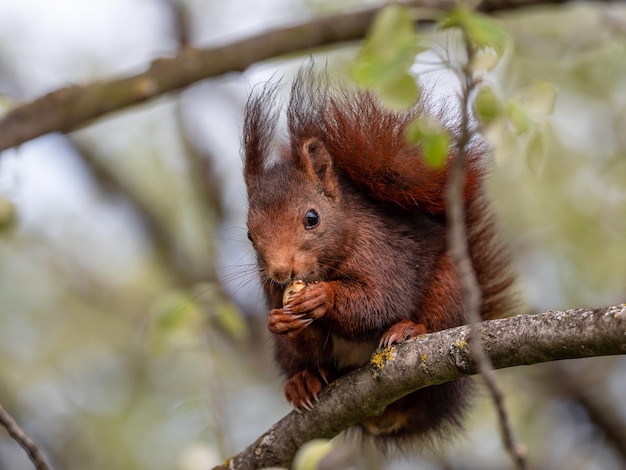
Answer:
[607, 304, 626, 318]
[370, 346, 397, 379]
[453, 338, 468, 349]
[371, 347, 396, 367]
[421, 353, 428, 362]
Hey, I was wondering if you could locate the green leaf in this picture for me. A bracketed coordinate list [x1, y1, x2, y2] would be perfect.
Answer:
[474, 85, 502, 125]
[293, 439, 334, 470]
[506, 100, 533, 134]
[473, 47, 503, 72]
[406, 117, 451, 167]
[378, 72, 420, 109]
[350, 4, 422, 94]
[466, 15, 509, 54]
[443, 8, 509, 55]
[351, 58, 402, 88]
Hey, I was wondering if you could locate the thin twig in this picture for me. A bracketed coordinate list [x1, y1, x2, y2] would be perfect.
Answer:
[445, 28, 527, 469]
[0, 403, 54, 470]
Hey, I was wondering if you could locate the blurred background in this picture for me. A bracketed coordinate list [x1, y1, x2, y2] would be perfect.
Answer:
[0, 1, 625, 469]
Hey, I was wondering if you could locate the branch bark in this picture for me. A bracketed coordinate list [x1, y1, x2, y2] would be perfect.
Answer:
[214, 305, 626, 470]
[0, 0, 568, 153]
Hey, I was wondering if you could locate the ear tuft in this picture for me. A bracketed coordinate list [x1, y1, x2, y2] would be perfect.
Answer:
[243, 81, 281, 190]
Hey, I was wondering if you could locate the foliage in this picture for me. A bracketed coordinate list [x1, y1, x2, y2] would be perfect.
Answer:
[350, 5, 422, 108]
[0, 1, 625, 470]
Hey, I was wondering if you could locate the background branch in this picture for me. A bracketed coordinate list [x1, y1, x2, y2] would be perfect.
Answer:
[214, 305, 626, 469]
[0, 403, 53, 470]
[0, 0, 568, 153]
[545, 362, 626, 459]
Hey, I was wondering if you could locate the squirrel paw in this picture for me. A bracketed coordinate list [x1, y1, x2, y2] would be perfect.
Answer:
[379, 320, 428, 348]
[284, 369, 325, 411]
[267, 307, 314, 339]
[286, 282, 330, 320]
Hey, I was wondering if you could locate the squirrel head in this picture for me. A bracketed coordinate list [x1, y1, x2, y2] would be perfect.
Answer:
[242, 66, 485, 284]
[245, 132, 348, 285]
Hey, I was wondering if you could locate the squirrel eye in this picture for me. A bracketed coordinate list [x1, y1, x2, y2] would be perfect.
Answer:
[304, 209, 320, 229]
[247, 230, 254, 242]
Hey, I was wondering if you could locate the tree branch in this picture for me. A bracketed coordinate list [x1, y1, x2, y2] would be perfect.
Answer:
[0, 403, 54, 470]
[0, 0, 569, 153]
[214, 305, 626, 470]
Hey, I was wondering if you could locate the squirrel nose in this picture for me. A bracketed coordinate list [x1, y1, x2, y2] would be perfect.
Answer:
[270, 265, 293, 284]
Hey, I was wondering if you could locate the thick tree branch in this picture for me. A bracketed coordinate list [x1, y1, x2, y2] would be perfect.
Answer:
[214, 305, 626, 470]
[0, 0, 569, 153]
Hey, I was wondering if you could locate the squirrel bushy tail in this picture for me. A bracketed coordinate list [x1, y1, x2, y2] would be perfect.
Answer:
[285, 69, 516, 322]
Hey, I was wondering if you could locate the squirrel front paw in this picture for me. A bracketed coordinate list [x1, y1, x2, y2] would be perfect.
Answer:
[267, 307, 314, 339]
[379, 319, 428, 348]
[268, 282, 332, 339]
[284, 368, 327, 411]
[286, 281, 331, 320]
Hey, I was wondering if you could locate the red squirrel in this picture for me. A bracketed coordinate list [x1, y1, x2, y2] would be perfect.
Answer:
[243, 67, 515, 442]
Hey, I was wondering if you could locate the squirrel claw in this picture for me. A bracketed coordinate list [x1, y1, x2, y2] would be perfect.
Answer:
[379, 320, 428, 348]
[287, 282, 330, 320]
[268, 308, 316, 337]
[284, 369, 324, 411]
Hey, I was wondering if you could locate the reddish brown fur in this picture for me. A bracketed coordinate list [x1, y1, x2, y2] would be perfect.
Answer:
[243, 67, 515, 445]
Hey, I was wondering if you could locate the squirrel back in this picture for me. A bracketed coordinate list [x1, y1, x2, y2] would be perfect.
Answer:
[243, 67, 515, 445]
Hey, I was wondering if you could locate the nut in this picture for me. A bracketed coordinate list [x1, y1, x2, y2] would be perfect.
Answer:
[283, 280, 307, 306]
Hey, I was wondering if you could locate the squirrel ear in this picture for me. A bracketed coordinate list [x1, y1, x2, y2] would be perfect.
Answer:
[300, 138, 339, 198]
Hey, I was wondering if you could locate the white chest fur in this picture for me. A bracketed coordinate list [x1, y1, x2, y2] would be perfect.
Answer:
[331, 334, 378, 370]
